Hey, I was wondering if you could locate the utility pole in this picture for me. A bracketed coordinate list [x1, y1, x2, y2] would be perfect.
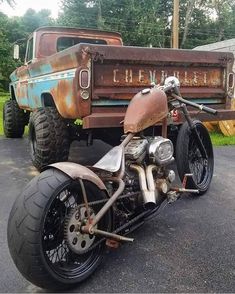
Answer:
[172, 0, 179, 48]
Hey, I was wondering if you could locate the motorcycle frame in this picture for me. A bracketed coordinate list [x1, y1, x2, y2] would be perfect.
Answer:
[81, 116, 168, 234]
[82, 87, 213, 238]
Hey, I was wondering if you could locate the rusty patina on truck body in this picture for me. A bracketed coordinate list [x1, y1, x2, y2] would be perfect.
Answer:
[4, 26, 235, 170]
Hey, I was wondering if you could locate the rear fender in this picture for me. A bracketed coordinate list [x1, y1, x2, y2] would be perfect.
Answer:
[48, 162, 107, 191]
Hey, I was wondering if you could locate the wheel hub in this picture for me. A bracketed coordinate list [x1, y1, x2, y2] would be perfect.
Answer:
[64, 207, 97, 254]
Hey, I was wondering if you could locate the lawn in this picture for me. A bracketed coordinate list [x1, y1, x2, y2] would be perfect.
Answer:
[0, 93, 9, 135]
[0, 94, 235, 145]
[209, 131, 235, 146]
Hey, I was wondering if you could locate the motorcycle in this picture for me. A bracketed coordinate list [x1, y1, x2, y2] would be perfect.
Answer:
[7, 77, 216, 290]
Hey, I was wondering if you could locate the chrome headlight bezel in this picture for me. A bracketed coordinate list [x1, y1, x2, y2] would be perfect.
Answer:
[148, 137, 174, 165]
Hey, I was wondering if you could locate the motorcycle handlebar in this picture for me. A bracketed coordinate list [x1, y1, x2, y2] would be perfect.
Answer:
[200, 105, 218, 115]
[162, 77, 217, 116]
[170, 93, 218, 115]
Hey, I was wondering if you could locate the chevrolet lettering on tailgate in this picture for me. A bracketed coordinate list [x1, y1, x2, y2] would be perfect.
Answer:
[95, 65, 223, 88]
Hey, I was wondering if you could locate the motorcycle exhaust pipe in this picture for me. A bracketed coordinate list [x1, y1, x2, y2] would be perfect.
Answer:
[130, 164, 156, 209]
[146, 164, 159, 202]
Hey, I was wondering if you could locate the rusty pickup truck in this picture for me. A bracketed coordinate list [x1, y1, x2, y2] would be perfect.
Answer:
[3, 26, 235, 170]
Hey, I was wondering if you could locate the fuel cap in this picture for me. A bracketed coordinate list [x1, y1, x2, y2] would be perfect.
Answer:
[141, 88, 151, 95]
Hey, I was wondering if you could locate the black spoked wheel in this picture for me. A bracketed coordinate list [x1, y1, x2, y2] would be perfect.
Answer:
[176, 120, 214, 195]
[8, 169, 111, 290]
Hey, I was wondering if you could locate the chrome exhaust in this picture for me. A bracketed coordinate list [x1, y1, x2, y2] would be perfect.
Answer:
[130, 164, 156, 208]
[146, 164, 159, 202]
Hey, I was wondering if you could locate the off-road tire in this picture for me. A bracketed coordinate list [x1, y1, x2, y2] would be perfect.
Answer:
[176, 120, 214, 195]
[7, 168, 110, 290]
[3, 100, 25, 138]
[29, 107, 70, 171]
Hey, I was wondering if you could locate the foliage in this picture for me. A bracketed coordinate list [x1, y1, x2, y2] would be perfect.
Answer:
[209, 132, 235, 146]
[0, 8, 53, 90]
[58, 0, 173, 47]
[0, 94, 9, 135]
[0, 0, 14, 6]
[58, 0, 235, 49]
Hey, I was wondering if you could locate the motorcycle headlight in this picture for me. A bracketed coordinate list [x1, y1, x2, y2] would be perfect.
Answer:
[148, 137, 174, 165]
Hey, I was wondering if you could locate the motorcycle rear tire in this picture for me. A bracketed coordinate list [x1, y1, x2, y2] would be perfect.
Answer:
[7, 168, 111, 290]
[176, 120, 214, 195]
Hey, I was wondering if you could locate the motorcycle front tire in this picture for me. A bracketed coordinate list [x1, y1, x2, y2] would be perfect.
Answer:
[176, 120, 214, 195]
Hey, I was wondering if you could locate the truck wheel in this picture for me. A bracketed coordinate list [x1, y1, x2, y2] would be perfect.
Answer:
[3, 100, 25, 138]
[175, 120, 214, 195]
[29, 107, 70, 171]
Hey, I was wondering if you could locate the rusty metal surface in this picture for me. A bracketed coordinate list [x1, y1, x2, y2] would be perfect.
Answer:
[180, 109, 235, 122]
[48, 162, 107, 191]
[91, 45, 234, 64]
[83, 108, 235, 129]
[94, 64, 223, 88]
[124, 88, 168, 134]
[92, 45, 234, 106]
[12, 44, 94, 118]
[35, 27, 122, 58]
[83, 112, 125, 128]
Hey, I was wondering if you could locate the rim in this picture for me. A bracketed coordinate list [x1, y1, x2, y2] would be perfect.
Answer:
[188, 125, 213, 189]
[41, 182, 104, 280]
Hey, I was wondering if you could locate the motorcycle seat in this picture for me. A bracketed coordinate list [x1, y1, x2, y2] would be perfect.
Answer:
[93, 145, 123, 173]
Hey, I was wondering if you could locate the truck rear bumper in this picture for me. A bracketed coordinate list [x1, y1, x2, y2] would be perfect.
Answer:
[83, 109, 235, 129]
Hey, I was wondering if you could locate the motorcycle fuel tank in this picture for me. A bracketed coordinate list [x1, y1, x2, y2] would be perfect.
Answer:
[124, 87, 168, 134]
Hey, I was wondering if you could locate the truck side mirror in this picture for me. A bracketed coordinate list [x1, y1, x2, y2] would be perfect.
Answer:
[13, 44, 19, 60]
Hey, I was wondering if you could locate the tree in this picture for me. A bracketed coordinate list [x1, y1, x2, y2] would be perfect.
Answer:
[58, 0, 173, 48]
[0, 9, 53, 90]
[0, 13, 20, 89]
[0, 0, 14, 6]
[180, 0, 203, 48]
[58, 0, 235, 49]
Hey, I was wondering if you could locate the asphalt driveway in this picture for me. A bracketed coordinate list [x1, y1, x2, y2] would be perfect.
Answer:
[0, 137, 234, 293]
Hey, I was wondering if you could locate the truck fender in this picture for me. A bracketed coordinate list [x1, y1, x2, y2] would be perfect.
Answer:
[47, 162, 107, 191]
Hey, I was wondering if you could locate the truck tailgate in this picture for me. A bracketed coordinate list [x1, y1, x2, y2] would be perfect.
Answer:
[81, 45, 235, 128]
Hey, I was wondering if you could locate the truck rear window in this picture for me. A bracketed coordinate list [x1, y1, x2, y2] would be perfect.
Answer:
[57, 37, 107, 52]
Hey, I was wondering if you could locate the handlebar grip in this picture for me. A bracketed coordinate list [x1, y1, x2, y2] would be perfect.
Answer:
[201, 105, 218, 115]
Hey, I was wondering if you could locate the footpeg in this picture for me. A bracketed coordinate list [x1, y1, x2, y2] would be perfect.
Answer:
[171, 187, 199, 194]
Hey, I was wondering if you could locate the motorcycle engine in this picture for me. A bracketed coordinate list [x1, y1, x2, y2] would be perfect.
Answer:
[148, 136, 174, 165]
[125, 138, 148, 161]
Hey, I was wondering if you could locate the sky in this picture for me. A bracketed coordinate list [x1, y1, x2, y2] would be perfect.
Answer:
[0, 0, 60, 19]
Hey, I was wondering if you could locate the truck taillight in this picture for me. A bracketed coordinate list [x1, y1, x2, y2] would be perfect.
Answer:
[79, 69, 90, 89]
[171, 109, 179, 122]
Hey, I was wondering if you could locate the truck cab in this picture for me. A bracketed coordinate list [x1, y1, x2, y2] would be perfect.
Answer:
[24, 27, 122, 64]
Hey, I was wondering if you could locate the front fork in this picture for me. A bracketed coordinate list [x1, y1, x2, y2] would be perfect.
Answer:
[180, 103, 208, 159]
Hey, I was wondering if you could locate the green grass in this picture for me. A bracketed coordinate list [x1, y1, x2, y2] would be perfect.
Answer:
[0, 94, 9, 135]
[209, 131, 235, 146]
